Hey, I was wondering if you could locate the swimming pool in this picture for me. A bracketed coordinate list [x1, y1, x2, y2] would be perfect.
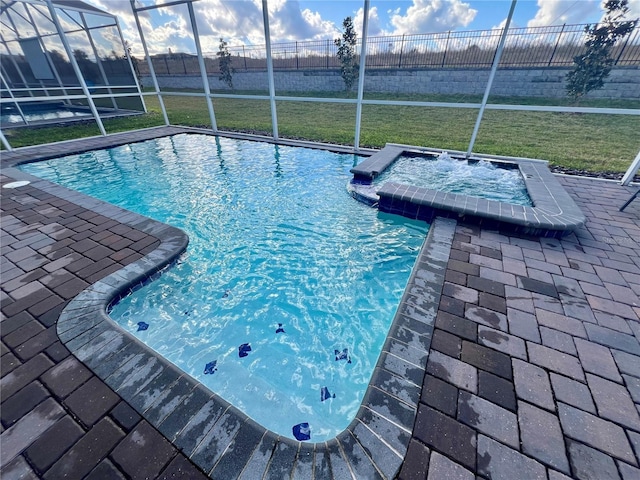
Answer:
[20, 133, 428, 441]
[1, 102, 91, 125]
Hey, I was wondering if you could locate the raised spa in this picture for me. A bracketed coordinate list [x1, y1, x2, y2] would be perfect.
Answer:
[349, 144, 586, 237]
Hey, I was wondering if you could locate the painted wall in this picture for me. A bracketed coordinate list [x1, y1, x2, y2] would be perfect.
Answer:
[142, 66, 640, 99]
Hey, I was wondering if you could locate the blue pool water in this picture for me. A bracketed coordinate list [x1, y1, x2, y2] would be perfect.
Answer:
[376, 152, 533, 206]
[21, 134, 428, 441]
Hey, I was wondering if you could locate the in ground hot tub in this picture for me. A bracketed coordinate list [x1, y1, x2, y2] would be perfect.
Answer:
[349, 144, 586, 238]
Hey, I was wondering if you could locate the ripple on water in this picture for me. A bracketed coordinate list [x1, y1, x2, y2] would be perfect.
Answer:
[20, 134, 428, 441]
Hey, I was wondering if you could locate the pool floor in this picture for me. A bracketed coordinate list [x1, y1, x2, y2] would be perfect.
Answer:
[19, 133, 428, 441]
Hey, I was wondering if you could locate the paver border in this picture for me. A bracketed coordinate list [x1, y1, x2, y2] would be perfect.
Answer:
[3, 127, 456, 478]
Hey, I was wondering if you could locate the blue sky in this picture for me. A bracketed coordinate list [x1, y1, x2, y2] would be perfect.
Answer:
[82, 0, 639, 55]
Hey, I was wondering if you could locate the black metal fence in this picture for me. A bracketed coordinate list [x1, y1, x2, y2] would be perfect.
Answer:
[139, 22, 640, 75]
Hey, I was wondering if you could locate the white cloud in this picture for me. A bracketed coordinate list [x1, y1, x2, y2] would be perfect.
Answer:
[268, 1, 338, 41]
[390, 0, 477, 34]
[628, 0, 640, 19]
[194, 1, 265, 47]
[600, 0, 640, 21]
[190, 0, 340, 53]
[82, 0, 342, 55]
[490, 18, 520, 31]
[527, 0, 598, 28]
[354, 6, 387, 37]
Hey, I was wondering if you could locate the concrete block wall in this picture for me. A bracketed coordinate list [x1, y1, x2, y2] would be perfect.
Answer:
[142, 66, 640, 99]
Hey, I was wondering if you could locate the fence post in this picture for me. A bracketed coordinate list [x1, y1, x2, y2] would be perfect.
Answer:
[398, 34, 405, 68]
[326, 39, 329, 69]
[296, 41, 299, 69]
[548, 24, 565, 67]
[441, 31, 451, 67]
[243, 45, 247, 70]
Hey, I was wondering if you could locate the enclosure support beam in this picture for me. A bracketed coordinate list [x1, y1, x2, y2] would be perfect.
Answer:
[130, 0, 169, 126]
[0, 70, 27, 124]
[0, 37, 33, 99]
[45, 0, 107, 136]
[262, 0, 278, 139]
[187, 1, 217, 132]
[621, 150, 640, 186]
[134, 0, 193, 12]
[354, 0, 370, 151]
[2, 8, 35, 98]
[22, 3, 71, 101]
[0, 128, 12, 151]
[79, 12, 118, 110]
[466, 0, 517, 158]
[116, 17, 147, 113]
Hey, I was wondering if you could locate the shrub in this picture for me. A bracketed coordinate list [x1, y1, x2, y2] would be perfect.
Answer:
[217, 38, 234, 89]
[335, 17, 358, 91]
[566, 0, 637, 102]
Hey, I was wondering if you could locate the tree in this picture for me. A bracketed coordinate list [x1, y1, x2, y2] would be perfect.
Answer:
[566, 0, 637, 102]
[217, 38, 234, 89]
[334, 16, 358, 91]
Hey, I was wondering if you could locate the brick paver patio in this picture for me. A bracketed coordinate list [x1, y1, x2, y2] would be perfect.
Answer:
[398, 175, 640, 480]
[1, 130, 639, 479]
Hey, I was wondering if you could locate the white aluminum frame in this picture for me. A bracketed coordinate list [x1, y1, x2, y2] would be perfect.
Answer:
[44, 0, 106, 136]
[262, 0, 278, 139]
[354, 0, 370, 151]
[79, 11, 118, 110]
[466, 0, 517, 158]
[187, 0, 217, 131]
[621, 151, 640, 186]
[130, 0, 168, 125]
[0, 0, 147, 134]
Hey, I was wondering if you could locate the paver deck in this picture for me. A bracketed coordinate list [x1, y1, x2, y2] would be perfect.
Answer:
[1, 127, 639, 479]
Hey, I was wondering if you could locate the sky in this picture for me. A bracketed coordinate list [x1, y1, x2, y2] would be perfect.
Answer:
[78, 0, 640, 56]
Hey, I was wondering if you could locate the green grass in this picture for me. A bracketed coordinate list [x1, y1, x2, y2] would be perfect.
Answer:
[4, 91, 639, 173]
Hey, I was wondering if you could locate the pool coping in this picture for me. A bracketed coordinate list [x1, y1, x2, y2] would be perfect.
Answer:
[349, 144, 587, 238]
[3, 127, 455, 479]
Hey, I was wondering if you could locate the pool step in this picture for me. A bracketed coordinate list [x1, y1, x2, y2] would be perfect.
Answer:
[350, 145, 404, 183]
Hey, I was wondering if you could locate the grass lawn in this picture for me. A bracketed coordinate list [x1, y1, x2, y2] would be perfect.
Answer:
[3, 91, 639, 174]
